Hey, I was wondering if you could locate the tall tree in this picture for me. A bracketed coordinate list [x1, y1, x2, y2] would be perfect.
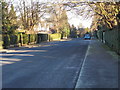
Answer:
[0, 1, 2, 34]
[2, 2, 18, 34]
[88, 2, 120, 29]
[45, 3, 70, 35]
[2, 1, 10, 34]
[58, 10, 70, 37]
[17, 0, 47, 31]
[8, 4, 18, 34]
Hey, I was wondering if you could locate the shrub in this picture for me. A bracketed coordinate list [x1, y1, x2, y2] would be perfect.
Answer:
[35, 34, 38, 42]
[10, 34, 18, 45]
[30, 34, 36, 43]
[39, 34, 48, 41]
[17, 34, 20, 44]
[36, 34, 41, 43]
[49, 33, 61, 41]
[0, 34, 3, 49]
[2, 34, 10, 48]
[23, 34, 28, 44]
[0, 41, 3, 49]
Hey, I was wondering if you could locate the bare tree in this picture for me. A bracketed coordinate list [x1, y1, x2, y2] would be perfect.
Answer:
[16, 0, 47, 31]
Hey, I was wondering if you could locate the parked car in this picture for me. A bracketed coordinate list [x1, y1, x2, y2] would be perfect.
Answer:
[84, 33, 91, 40]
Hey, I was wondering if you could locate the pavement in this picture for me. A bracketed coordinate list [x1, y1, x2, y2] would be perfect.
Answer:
[1, 38, 119, 88]
[75, 39, 119, 88]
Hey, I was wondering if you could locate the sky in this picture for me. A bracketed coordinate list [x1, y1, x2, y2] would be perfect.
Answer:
[6, 0, 93, 28]
[67, 11, 92, 28]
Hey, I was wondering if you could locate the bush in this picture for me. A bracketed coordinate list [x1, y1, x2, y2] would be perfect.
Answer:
[30, 34, 36, 43]
[0, 41, 3, 49]
[70, 30, 77, 38]
[49, 33, 61, 41]
[36, 34, 41, 43]
[2, 34, 10, 48]
[10, 34, 18, 45]
[40, 34, 48, 41]
[97, 28, 120, 54]
[17, 34, 20, 44]
[35, 34, 38, 42]
[97, 30, 103, 41]
[23, 34, 28, 44]
[0, 34, 3, 49]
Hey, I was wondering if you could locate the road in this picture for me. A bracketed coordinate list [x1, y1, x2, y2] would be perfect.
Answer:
[2, 39, 90, 88]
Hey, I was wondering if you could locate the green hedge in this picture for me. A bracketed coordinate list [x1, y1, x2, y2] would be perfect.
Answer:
[17, 34, 21, 44]
[23, 34, 29, 44]
[104, 29, 119, 53]
[30, 34, 36, 43]
[10, 34, 18, 45]
[2, 34, 10, 49]
[97, 28, 120, 54]
[97, 30, 103, 41]
[49, 33, 61, 41]
[2, 33, 37, 48]
[39, 34, 48, 42]
[1, 33, 63, 49]
[35, 34, 38, 42]
[21, 34, 37, 45]
[0, 41, 3, 49]
[0, 34, 3, 49]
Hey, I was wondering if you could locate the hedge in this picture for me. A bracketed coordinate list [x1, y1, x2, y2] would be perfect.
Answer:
[97, 30, 103, 42]
[104, 29, 119, 54]
[10, 34, 18, 45]
[2, 34, 10, 49]
[49, 33, 61, 41]
[30, 34, 36, 43]
[23, 34, 29, 44]
[97, 28, 120, 54]
[0, 34, 3, 49]
[17, 34, 21, 44]
[39, 34, 48, 42]
[1, 33, 62, 49]
[0, 41, 3, 49]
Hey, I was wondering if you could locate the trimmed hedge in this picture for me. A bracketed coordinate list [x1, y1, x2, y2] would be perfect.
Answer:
[97, 30, 103, 42]
[97, 28, 120, 54]
[23, 34, 29, 44]
[39, 34, 48, 42]
[49, 33, 61, 41]
[1, 33, 62, 49]
[10, 34, 18, 45]
[0, 34, 3, 49]
[30, 34, 36, 43]
[0, 41, 3, 49]
[104, 29, 119, 54]
[17, 34, 21, 44]
[2, 34, 10, 49]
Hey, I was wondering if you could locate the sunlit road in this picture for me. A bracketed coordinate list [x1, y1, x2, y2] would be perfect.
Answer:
[2, 39, 90, 88]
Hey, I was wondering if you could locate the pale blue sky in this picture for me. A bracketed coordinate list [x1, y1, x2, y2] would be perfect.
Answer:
[6, 0, 93, 28]
[67, 11, 92, 28]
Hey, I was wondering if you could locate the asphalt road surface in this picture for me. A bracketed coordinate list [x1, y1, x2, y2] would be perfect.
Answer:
[2, 39, 90, 88]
